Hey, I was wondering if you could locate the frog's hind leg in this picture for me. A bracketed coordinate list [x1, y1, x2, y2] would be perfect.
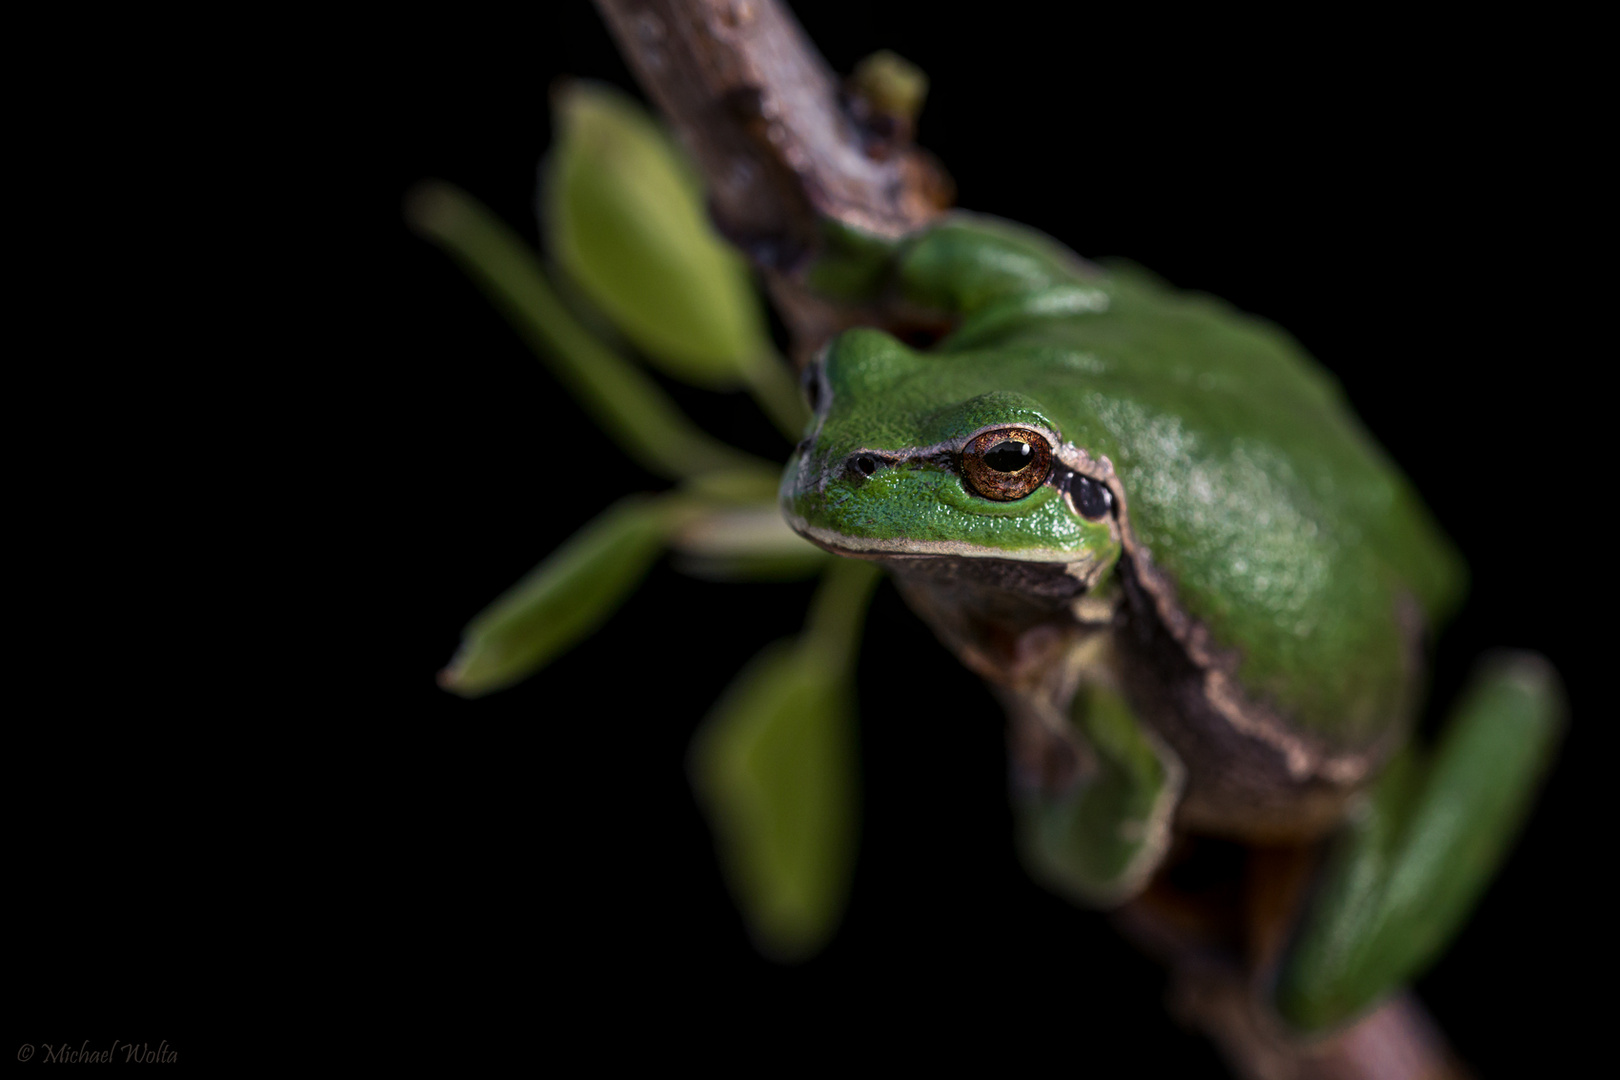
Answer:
[1272, 652, 1565, 1032]
[1010, 681, 1186, 907]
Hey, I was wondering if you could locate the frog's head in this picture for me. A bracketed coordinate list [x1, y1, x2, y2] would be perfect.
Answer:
[781, 328, 1123, 596]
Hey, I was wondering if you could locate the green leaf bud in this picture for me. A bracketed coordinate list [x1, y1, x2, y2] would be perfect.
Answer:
[689, 640, 858, 962]
[439, 496, 672, 696]
[544, 82, 769, 388]
[688, 559, 880, 960]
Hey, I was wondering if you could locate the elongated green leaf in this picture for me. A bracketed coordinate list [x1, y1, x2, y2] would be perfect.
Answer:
[800, 558, 883, 671]
[668, 503, 829, 581]
[545, 83, 808, 437]
[545, 82, 766, 387]
[737, 351, 811, 441]
[439, 496, 674, 696]
[690, 641, 855, 961]
[406, 181, 770, 481]
[677, 466, 784, 505]
[689, 559, 881, 960]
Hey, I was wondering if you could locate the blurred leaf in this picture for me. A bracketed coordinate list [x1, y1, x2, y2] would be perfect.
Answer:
[678, 466, 784, 505]
[670, 551, 830, 582]
[545, 83, 808, 438]
[670, 501, 822, 557]
[689, 559, 880, 960]
[545, 82, 768, 387]
[440, 496, 675, 696]
[689, 639, 857, 961]
[406, 180, 770, 481]
[669, 503, 829, 580]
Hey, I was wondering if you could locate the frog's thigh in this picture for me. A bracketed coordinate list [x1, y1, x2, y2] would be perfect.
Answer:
[1018, 684, 1185, 907]
[1274, 652, 1565, 1032]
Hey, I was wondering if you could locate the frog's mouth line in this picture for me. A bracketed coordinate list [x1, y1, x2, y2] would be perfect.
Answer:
[786, 520, 1114, 602]
[786, 519, 1100, 565]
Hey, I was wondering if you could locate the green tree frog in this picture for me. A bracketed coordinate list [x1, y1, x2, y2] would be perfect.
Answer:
[781, 215, 1563, 1032]
[418, 79, 1563, 1052]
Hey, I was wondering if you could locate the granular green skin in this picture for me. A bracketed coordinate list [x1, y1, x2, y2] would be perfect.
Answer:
[788, 220, 1463, 751]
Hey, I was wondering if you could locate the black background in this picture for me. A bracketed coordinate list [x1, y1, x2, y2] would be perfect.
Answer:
[11, 2, 1601, 1071]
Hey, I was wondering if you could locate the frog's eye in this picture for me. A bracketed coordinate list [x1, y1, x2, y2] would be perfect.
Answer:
[960, 427, 1052, 501]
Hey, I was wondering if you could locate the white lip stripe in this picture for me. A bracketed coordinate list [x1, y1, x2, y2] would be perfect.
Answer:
[787, 518, 1089, 563]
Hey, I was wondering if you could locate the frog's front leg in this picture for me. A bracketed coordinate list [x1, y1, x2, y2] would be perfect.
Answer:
[1271, 653, 1565, 1033]
[810, 212, 1096, 326]
[1005, 666, 1186, 908]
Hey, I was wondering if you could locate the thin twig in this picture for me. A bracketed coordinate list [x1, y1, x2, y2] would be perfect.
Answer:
[406, 179, 774, 481]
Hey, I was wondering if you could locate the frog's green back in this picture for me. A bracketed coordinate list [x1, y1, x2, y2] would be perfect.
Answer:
[938, 263, 1462, 747]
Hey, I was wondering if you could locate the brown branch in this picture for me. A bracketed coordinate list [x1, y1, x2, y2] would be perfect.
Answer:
[592, 0, 950, 363]
[1168, 974, 1469, 1080]
[594, 0, 944, 257]
[1112, 844, 1470, 1080]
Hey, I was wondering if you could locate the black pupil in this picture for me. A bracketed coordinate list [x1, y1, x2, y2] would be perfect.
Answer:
[1074, 475, 1112, 519]
[855, 455, 877, 476]
[983, 440, 1031, 473]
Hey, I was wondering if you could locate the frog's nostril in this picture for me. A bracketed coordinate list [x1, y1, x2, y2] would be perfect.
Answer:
[795, 438, 814, 456]
[801, 365, 823, 412]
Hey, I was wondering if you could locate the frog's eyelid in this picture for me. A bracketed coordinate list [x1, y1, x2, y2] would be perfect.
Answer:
[956, 421, 1060, 451]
